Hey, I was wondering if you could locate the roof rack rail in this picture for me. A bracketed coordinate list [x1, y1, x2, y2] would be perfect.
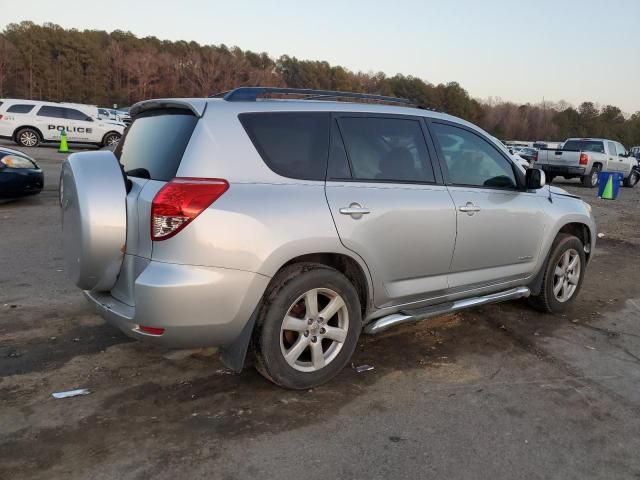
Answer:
[210, 87, 413, 106]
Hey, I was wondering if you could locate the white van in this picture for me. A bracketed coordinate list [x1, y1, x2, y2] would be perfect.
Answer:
[0, 99, 125, 148]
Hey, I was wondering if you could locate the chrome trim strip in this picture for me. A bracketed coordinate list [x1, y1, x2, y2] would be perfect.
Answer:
[364, 286, 530, 334]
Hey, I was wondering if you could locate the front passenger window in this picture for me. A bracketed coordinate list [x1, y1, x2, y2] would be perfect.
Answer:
[431, 123, 517, 189]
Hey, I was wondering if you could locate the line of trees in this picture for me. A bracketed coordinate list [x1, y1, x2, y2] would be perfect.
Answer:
[1, 21, 639, 146]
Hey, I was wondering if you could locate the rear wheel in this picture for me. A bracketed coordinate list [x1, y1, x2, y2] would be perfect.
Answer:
[102, 132, 121, 147]
[581, 164, 600, 188]
[16, 128, 40, 148]
[529, 234, 586, 314]
[253, 263, 361, 389]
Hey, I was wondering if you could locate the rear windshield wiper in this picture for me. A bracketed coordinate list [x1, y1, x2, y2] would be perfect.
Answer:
[125, 168, 151, 179]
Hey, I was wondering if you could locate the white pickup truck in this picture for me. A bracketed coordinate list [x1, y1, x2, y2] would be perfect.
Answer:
[535, 138, 638, 188]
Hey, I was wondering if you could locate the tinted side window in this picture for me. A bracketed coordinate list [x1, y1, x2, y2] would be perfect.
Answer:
[116, 109, 198, 181]
[432, 123, 517, 189]
[239, 113, 330, 181]
[7, 104, 35, 114]
[338, 117, 435, 183]
[327, 119, 351, 179]
[65, 108, 92, 121]
[37, 106, 66, 119]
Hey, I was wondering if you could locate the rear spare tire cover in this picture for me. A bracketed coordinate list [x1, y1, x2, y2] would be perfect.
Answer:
[60, 151, 127, 291]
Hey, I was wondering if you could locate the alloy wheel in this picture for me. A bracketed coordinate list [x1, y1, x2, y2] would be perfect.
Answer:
[279, 288, 349, 372]
[20, 131, 38, 147]
[553, 249, 581, 302]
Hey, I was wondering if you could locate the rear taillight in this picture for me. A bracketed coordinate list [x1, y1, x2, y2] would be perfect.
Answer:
[579, 153, 589, 165]
[151, 178, 229, 241]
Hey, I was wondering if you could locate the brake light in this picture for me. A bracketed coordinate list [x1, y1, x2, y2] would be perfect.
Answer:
[579, 153, 589, 165]
[151, 178, 229, 241]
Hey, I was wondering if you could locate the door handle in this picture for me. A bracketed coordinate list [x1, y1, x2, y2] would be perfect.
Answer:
[339, 203, 371, 218]
[458, 202, 481, 215]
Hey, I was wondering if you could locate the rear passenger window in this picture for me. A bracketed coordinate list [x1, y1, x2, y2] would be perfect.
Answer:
[37, 106, 66, 119]
[337, 117, 435, 183]
[431, 123, 517, 189]
[239, 113, 330, 180]
[7, 104, 35, 114]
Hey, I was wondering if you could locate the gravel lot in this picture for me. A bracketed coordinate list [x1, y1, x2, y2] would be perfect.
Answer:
[2, 140, 640, 480]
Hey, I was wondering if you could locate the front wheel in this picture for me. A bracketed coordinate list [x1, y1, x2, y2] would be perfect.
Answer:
[102, 132, 121, 148]
[581, 165, 600, 188]
[529, 234, 586, 313]
[623, 169, 639, 188]
[253, 263, 361, 389]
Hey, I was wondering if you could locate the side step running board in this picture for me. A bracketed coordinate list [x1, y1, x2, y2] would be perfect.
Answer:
[364, 286, 530, 335]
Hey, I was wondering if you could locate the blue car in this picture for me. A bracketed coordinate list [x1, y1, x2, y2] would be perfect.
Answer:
[0, 146, 43, 200]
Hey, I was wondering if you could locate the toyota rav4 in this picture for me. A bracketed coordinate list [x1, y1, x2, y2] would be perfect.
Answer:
[60, 87, 596, 389]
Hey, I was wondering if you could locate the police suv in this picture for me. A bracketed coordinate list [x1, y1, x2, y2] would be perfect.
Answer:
[0, 99, 126, 148]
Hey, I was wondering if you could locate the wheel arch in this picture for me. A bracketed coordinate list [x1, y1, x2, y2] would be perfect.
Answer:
[101, 130, 122, 145]
[13, 125, 44, 142]
[218, 250, 374, 373]
[528, 220, 593, 296]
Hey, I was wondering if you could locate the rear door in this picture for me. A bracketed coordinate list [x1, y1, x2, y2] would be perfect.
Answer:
[428, 120, 546, 289]
[34, 105, 66, 141]
[325, 114, 456, 308]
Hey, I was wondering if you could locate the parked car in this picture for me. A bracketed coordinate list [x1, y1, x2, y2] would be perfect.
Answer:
[60, 87, 596, 389]
[536, 138, 638, 187]
[0, 146, 43, 200]
[0, 99, 125, 148]
[516, 147, 538, 163]
[631, 146, 640, 160]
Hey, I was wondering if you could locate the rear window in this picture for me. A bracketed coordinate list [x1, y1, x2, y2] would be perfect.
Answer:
[116, 109, 198, 181]
[239, 112, 330, 180]
[7, 104, 35, 114]
[563, 140, 604, 153]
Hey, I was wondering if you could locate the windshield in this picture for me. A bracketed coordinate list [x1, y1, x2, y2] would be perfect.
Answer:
[563, 140, 604, 153]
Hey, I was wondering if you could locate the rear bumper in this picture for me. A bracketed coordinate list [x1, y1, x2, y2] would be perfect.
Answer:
[85, 261, 270, 348]
[539, 164, 586, 176]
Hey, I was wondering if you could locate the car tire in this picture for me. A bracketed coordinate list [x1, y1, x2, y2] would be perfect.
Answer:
[529, 234, 586, 314]
[252, 263, 361, 389]
[581, 164, 600, 188]
[623, 170, 638, 188]
[102, 132, 121, 148]
[16, 128, 41, 148]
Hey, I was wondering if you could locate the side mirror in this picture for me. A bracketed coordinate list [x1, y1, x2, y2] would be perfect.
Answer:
[525, 168, 546, 190]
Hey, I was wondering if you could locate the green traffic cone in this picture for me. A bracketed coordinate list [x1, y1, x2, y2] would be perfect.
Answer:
[59, 129, 69, 153]
[601, 174, 614, 200]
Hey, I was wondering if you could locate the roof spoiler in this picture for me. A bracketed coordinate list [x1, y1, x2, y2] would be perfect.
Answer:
[130, 99, 207, 119]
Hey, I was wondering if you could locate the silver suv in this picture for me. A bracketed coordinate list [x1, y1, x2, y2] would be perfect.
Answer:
[60, 87, 596, 389]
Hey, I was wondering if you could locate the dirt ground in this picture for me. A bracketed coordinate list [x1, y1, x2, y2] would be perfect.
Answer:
[2, 140, 640, 480]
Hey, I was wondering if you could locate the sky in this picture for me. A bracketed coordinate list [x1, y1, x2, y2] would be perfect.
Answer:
[1, 0, 639, 112]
